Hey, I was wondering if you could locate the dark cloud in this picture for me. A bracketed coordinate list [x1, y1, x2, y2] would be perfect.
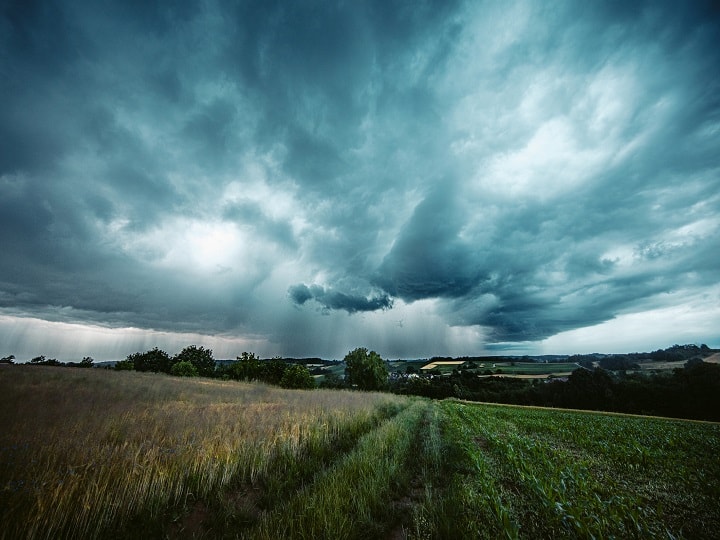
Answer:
[375, 185, 482, 300]
[289, 284, 393, 315]
[182, 98, 241, 167]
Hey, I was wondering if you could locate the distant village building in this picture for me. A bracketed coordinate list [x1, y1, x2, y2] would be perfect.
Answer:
[420, 360, 470, 372]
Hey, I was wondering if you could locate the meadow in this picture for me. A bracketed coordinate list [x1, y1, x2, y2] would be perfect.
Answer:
[1, 365, 719, 539]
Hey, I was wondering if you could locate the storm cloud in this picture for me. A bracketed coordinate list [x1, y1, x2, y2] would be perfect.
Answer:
[1, 0, 718, 360]
[289, 283, 392, 314]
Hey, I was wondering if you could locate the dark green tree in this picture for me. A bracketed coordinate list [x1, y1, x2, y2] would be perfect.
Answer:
[565, 368, 615, 410]
[344, 347, 388, 391]
[170, 360, 199, 377]
[0, 355, 15, 364]
[280, 364, 316, 389]
[29, 355, 62, 366]
[260, 357, 288, 385]
[227, 351, 262, 381]
[174, 346, 215, 377]
[114, 359, 134, 371]
[127, 348, 172, 373]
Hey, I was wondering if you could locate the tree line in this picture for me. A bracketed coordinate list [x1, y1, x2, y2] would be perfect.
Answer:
[113, 346, 318, 389]
[1, 354, 95, 368]
[390, 360, 720, 422]
[1, 346, 390, 392]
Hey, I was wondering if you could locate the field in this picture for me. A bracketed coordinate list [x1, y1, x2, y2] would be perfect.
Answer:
[395, 360, 580, 378]
[478, 361, 579, 377]
[1, 366, 719, 539]
[635, 352, 720, 372]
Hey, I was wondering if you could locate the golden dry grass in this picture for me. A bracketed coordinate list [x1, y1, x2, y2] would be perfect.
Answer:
[0, 366, 406, 539]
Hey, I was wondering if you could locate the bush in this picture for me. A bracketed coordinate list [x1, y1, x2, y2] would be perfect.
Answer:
[114, 359, 134, 371]
[319, 373, 346, 389]
[174, 346, 215, 377]
[126, 348, 172, 373]
[280, 364, 316, 389]
[170, 361, 198, 377]
[261, 358, 288, 385]
[224, 352, 262, 381]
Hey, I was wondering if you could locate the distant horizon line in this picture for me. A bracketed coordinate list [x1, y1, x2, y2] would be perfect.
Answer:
[6, 343, 715, 365]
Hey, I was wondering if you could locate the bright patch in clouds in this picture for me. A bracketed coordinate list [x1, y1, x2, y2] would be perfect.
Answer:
[114, 219, 246, 274]
[483, 117, 595, 199]
[582, 63, 639, 138]
[181, 221, 242, 273]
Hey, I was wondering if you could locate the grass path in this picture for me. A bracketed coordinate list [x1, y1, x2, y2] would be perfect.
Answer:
[244, 400, 430, 539]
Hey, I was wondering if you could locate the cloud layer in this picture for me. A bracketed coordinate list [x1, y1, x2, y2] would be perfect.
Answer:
[1, 0, 719, 359]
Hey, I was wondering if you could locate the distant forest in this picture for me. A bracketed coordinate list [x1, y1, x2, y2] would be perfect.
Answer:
[391, 344, 720, 422]
[420, 343, 713, 368]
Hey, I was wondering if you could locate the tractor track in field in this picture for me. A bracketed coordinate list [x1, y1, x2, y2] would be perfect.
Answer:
[165, 401, 414, 539]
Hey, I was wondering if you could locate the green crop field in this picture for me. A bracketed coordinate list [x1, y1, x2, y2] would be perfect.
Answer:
[405, 360, 580, 378]
[483, 361, 579, 376]
[1, 366, 718, 539]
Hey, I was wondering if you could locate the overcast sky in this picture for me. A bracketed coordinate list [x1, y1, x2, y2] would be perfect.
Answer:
[1, 0, 719, 361]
